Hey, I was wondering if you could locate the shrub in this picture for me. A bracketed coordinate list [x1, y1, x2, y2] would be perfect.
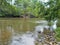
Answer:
[57, 20, 60, 27]
[55, 27, 60, 41]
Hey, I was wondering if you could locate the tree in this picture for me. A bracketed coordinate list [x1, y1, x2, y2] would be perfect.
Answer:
[0, 0, 19, 17]
[14, 0, 45, 18]
[43, 0, 60, 22]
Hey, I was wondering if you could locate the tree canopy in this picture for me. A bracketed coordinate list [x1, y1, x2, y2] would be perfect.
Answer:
[0, 0, 60, 19]
[42, 0, 60, 21]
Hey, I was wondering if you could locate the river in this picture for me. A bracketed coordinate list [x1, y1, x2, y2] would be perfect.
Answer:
[0, 20, 58, 45]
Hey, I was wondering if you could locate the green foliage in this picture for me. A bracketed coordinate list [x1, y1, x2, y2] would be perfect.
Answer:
[57, 19, 60, 27]
[55, 27, 60, 41]
[14, 0, 45, 17]
[0, 0, 60, 18]
[48, 21, 53, 26]
[43, 0, 60, 21]
[0, 0, 19, 17]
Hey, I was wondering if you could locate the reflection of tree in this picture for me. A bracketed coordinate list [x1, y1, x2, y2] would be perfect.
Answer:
[0, 26, 12, 45]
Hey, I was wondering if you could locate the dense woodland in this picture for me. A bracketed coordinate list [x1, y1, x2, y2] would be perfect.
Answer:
[0, 0, 60, 20]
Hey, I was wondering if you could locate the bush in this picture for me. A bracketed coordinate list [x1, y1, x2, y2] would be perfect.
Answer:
[57, 20, 60, 27]
[55, 27, 60, 41]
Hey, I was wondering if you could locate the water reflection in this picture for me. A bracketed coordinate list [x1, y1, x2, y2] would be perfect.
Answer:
[0, 20, 58, 45]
